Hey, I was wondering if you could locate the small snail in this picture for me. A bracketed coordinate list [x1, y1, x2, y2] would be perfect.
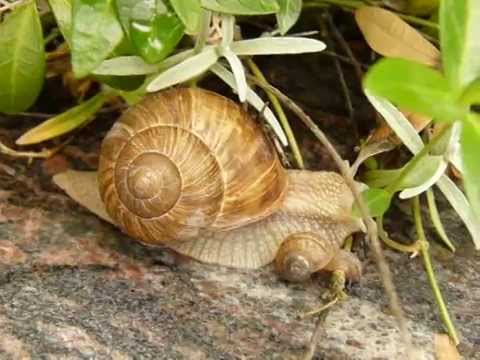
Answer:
[54, 88, 364, 282]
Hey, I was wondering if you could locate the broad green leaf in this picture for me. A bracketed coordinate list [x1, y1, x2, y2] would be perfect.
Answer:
[47, 0, 73, 46]
[16, 92, 110, 145]
[440, 0, 480, 90]
[363, 168, 402, 188]
[201, 0, 280, 15]
[211, 63, 288, 146]
[231, 37, 325, 55]
[461, 114, 480, 225]
[365, 92, 480, 248]
[353, 188, 392, 218]
[116, 0, 156, 36]
[276, 0, 302, 35]
[130, 12, 185, 64]
[0, 1, 45, 114]
[460, 78, 480, 106]
[71, 0, 124, 78]
[146, 47, 218, 92]
[398, 155, 447, 199]
[170, 0, 202, 34]
[364, 58, 467, 122]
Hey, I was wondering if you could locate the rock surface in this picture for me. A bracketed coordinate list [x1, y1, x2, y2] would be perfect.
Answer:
[0, 154, 478, 359]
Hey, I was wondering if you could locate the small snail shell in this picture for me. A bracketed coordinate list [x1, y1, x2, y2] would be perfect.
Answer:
[98, 88, 287, 246]
[275, 232, 338, 282]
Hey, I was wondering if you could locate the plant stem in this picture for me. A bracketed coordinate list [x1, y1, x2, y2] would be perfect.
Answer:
[246, 59, 305, 168]
[247, 76, 415, 358]
[413, 196, 460, 345]
[377, 216, 421, 254]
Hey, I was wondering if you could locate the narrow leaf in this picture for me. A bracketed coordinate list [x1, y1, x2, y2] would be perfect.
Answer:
[231, 37, 325, 55]
[399, 156, 448, 199]
[146, 47, 218, 92]
[363, 168, 402, 189]
[71, 0, 124, 78]
[93, 56, 161, 75]
[170, 0, 202, 34]
[220, 47, 248, 102]
[47, 0, 73, 46]
[0, 1, 45, 113]
[200, 0, 280, 15]
[364, 58, 467, 122]
[211, 63, 288, 146]
[440, 0, 480, 90]
[16, 92, 109, 145]
[366, 92, 480, 248]
[93, 48, 197, 76]
[426, 189, 455, 252]
[276, 0, 302, 35]
[355, 6, 440, 67]
[460, 114, 480, 225]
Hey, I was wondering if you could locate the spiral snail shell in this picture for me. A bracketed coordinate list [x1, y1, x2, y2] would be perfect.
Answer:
[54, 87, 364, 282]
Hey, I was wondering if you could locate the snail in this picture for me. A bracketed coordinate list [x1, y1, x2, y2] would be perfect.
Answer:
[53, 87, 364, 282]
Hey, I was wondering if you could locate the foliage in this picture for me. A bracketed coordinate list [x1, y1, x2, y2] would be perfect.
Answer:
[0, 0, 319, 146]
[362, 0, 480, 248]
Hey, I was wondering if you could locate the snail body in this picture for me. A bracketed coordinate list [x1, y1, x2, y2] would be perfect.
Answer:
[55, 88, 363, 282]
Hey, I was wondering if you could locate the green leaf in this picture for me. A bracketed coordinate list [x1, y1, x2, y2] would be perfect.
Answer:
[276, 0, 302, 35]
[16, 92, 110, 145]
[461, 114, 480, 225]
[0, 1, 45, 114]
[200, 0, 280, 15]
[231, 37, 325, 55]
[170, 0, 202, 34]
[146, 47, 219, 92]
[440, 0, 480, 91]
[353, 188, 392, 218]
[71, 0, 124, 78]
[116, 0, 152, 35]
[398, 155, 447, 199]
[363, 168, 402, 188]
[47, 0, 73, 46]
[130, 12, 185, 64]
[364, 58, 468, 122]
[94, 75, 145, 91]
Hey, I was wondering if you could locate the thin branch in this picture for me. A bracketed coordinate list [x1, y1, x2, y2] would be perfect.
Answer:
[247, 76, 415, 358]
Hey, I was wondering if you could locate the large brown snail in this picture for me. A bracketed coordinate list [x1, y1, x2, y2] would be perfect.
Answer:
[54, 87, 364, 282]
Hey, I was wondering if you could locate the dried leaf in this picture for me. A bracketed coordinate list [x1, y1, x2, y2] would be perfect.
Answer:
[434, 334, 460, 360]
[355, 6, 440, 67]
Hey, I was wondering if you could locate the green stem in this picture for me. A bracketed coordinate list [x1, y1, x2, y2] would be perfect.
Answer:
[246, 58, 305, 169]
[385, 124, 452, 194]
[377, 216, 421, 254]
[413, 196, 460, 345]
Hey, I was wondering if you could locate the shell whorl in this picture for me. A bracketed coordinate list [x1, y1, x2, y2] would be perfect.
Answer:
[98, 88, 287, 245]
